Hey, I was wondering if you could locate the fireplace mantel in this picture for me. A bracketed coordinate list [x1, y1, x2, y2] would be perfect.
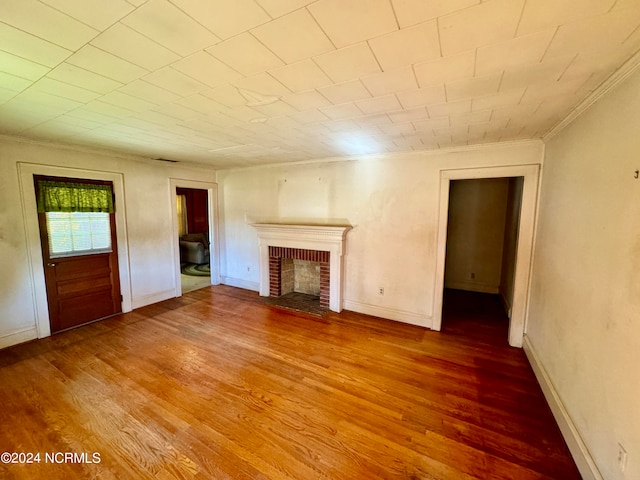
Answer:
[252, 223, 351, 312]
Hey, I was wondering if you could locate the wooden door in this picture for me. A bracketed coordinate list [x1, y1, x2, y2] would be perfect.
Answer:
[35, 176, 122, 333]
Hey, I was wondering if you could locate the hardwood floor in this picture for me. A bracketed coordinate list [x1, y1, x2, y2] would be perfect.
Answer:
[0, 286, 580, 479]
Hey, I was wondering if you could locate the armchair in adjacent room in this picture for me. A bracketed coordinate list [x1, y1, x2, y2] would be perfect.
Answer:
[179, 233, 210, 265]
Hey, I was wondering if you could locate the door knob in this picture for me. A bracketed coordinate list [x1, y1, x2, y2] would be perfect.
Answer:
[47, 263, 56, 267]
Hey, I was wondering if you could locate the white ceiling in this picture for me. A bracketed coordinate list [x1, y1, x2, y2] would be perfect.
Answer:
[1, 0, 639, 168]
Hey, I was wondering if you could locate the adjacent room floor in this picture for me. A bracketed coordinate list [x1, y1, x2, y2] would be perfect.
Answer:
[0, 285, 580, 479]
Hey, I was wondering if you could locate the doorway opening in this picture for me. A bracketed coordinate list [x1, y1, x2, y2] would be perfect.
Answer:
[170, 179, 219, 296]
[176, 187, 210, 293]
[441, 177, 523, 345]
[432, 165, 539, 347]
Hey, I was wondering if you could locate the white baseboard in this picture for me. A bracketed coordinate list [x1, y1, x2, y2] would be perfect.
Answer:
[131, 289, 176, 310]
[221, 276, 259, 292]
[523, 335, 603, 480]
[342, 300, 431, 328]
[0, 326, 38, 350]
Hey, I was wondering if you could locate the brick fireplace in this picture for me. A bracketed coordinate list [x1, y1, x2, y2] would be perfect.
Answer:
[253, 224, 351, 312]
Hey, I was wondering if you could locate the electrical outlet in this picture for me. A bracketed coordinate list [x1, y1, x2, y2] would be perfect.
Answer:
[618, 443, 627, 472]
[247, 266, 251, 272]
[378, 287, 384, 295]
[470, 272, 476, 280]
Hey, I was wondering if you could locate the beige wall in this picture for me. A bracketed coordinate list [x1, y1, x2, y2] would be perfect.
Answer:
[527, 67, 640, 479]
[218, 141, 543, 327]
[0, 136, 216, 348]
[444, 177, 509, 294]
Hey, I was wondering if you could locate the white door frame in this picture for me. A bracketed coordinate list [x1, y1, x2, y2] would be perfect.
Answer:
[170, 178, 220, 296]
[18, 162, 132, 339]
[432, 164, 540, 347]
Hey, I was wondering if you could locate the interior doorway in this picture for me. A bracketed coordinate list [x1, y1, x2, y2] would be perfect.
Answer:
[176, 187, 210, 293]
[441, 177, 523, 343]
[432, 165, 540, 347]
[170, 179, 219, 296]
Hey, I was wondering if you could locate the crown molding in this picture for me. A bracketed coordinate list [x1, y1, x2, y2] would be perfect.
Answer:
[543, 49, 640, 142]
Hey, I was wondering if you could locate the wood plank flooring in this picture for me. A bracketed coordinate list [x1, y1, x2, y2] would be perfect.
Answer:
[0, 286, 580, 479]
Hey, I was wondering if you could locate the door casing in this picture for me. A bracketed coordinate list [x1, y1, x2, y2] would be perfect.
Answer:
[19, 163, 132, 339]
[432, 164, 540, 347]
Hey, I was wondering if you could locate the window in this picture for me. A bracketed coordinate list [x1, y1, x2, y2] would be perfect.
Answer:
[46, 212, 112, 257]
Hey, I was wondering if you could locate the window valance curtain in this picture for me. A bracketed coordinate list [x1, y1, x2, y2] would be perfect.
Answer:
[36, 180, 114, 213]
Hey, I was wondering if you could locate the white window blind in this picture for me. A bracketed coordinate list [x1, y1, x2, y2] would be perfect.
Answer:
[46, 212, 112, 257]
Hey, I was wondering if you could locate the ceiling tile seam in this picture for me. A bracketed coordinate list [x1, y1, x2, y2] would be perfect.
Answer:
[387, 0, 401, 31]
[622, 22, 640, 45]
[556, 54, 579, 82]
[76, 43, 151, 81]
[112, 19, 216, 59]
[164, 0, 227, 40]
[539, 26, 561, 64]
[304, 5, 338, 50]
[247, 30, 289, 66]
[513, 0, 529, 38]
[0, 19, 74, 65]
[39, 0, 133, 40]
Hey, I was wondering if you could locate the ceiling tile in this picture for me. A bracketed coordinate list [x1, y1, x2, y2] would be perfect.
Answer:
[254, 0, 315, 18]
[517, 0, 616, 37]
[428, 100, 471, 117]
[118, 80, 181, 104]
[0, 22, 71, 68]
[40, 0, 134, 30]
[202, 85, 257, 108]
[368, 20, 440, 71]
[388, 107, 428, 123]
[449, 109, 492, 127]
[544, 6, 640, 59]
[121, 0, 220, 56]
[250, 100, 299, 117]
[476, 29, 555, 76]
[0, 51, 50, 81]
[471, 88, 526, 111]
[308, 0, 397, 48]
[391, 0, 480, 28]
[233, 73, 291, 96]
[1, 0, 98, 50]
[251, 8, 334, 64]
[313, 43, 381, 84]
[396, 86, 446, 108]
[360, 67, 418, 97]
[288, 109, 330, 125]
[317, 80, 372, 104]
[206, 33, 284, 76]
[152, 102, 204, 121]
[91, 23, 179, 71]
[100, 91, 157, 113]
[500, 54, 575, 91]
[143, 67, 208, 97]
[378, 122, 415, 135]
[282, 90, 332, 111]
[413, 51, 475, 87]
[0, 72, 33, 92]
[319, 102, 363, 119]
[445, 72, 501, 102]
[269, 60, 333, 93]
[171, 0, 270, 39]
[29, 77, 101, 102]
[66, 45, 148, 83]
[439, 0, 525, 56]
[355, 94, 402, 115]
[49, 63, 122, 94]
[173, 51, 243, 89]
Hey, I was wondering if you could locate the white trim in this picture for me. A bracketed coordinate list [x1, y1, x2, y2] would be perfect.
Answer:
[252, 223, 351, 313]
[0, 327, 38, 350]
[17, 163, 132, 339]
[169, 179, 221, 297]
[544, 50, 640, 141]
[221, 276, 259, 292]
[432, 164, 540, 347]
[343, 300, 431, 327]
[523, 335, 603, 480]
